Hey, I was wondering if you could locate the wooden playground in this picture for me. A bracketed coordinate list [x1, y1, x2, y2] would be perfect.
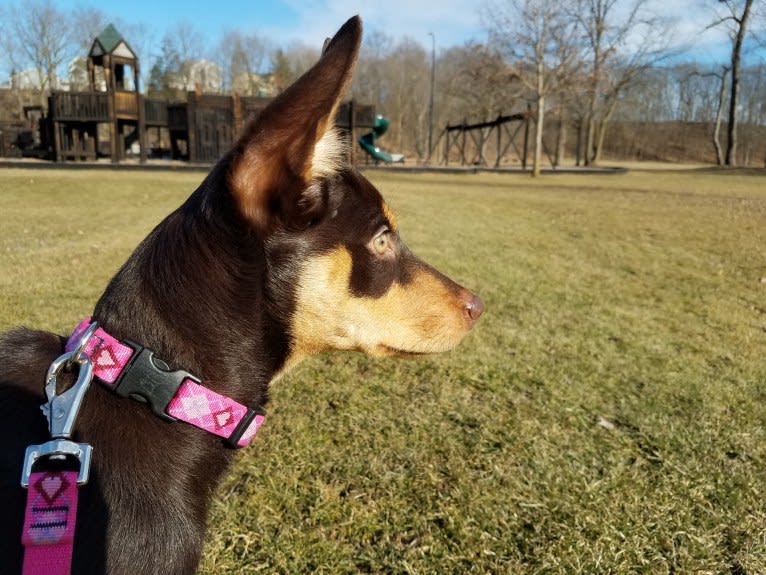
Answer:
[6, 25, 377, 165]
[2, 24, 580, 170]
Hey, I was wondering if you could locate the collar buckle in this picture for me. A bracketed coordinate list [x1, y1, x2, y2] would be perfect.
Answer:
[112, 340, 199, 422]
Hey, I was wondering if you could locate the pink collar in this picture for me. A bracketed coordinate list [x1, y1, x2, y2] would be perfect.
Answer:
[65, 318, 265, 447]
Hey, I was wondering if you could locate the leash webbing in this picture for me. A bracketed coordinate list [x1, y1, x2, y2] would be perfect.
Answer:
[21, 469, 79, 575]
[20, 338, 93, 575]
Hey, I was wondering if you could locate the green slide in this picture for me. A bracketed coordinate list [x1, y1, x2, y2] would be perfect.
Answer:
[358, 115, 404, 163]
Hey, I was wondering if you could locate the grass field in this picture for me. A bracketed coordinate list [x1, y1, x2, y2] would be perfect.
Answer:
[1, 165, 765, 574]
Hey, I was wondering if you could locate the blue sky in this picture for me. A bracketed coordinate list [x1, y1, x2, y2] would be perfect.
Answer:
[47, 0, 750, 61]
[52, 0, 489, 53]
[9, 0, 762, 70]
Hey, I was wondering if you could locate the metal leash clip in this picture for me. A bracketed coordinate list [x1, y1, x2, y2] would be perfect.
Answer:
[21, 322, 97, 487]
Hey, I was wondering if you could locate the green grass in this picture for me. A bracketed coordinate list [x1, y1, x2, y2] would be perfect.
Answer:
[1, 166, 766, 574]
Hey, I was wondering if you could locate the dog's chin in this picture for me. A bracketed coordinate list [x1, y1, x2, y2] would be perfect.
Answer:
[372, 340, 461, 358]
[377, 346, 429, 358]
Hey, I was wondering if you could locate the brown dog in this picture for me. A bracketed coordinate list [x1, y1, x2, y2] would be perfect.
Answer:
[0, 16, 482, 574]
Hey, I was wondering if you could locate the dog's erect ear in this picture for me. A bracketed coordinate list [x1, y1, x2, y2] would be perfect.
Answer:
[228, 16, 362, 230]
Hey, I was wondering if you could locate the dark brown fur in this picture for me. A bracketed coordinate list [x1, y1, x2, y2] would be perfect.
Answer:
[0, 17, 482, 574]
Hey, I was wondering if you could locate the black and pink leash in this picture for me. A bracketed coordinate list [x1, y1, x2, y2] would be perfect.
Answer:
[19, 319, 266, 574]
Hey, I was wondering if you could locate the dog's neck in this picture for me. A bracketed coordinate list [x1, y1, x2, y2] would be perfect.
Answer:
[92, 163, 288, 417]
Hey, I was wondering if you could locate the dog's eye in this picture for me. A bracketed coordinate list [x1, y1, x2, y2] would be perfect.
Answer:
[372, 230, 392, 255]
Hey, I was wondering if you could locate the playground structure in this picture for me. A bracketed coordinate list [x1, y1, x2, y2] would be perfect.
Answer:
[432, 106, 557, 169]
[358, 115, 404, 163]
[2, 23, 559, 170]
[0, 25, 380, 166]
[4, 23, 551, 170]
[48, 24, 145, 163]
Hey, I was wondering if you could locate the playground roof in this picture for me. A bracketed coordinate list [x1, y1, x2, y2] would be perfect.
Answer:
[89, 24, 136, 61]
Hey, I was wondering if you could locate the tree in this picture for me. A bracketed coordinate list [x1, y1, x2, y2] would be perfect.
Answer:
[217, 30, 271, 95]
[351, 33, 435, 158]
[1, 0, 75, 106]
[270, 42, 320, 93]
[709, 66, 731, 166]
[575, 0, 674, 165]
[488, 0, 580, 176]
[159, 20, 205, 91]
[270, 49, 293, 92]
[711, 0, 757, 166]
[382, 38, 431, 156]
[0, 5, 16, 86]
[439, 43, 520, 122]
[350, 30, 394, 109]
[71, 7, 109, 54]
[665, 64, 730, 165]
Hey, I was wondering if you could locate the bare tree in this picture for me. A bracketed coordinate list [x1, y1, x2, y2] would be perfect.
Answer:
[439, 42, 520, 122]
[217, 30, 271, 95]
[71, 7, 109, 54]
[488, 0, 580, 176]
[0, 5, 17, 84]
[350, 33, 432, 158]
[669, 65, 730, 165]
[575, 0, 674, 165]
[270, 42, 320, 93]
[160, 20, 205, 91]
[711, 66, 731, 165]
[1, 0, 75, 106]
[710, 0, 757, 166]
[350, 30, 394, 107]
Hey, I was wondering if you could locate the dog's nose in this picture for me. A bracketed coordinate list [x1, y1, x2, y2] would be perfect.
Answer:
[463, 293, 484, 324]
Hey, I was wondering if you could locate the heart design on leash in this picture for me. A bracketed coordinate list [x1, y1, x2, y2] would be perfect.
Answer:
[35, 472, 70, 505]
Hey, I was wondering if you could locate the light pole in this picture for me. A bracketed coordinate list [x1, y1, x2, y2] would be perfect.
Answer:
[428, 32, 435, 164]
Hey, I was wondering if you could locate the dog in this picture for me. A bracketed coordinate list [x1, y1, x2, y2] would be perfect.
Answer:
[0, 16, 483, 574]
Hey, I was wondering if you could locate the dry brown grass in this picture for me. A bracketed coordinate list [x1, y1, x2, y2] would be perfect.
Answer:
[1, 166, 765, 573]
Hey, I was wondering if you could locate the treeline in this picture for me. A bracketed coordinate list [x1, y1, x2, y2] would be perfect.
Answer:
[1, 0, 764, 167]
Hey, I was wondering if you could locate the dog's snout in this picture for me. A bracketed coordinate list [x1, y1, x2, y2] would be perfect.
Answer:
[463, 292, 484, 324]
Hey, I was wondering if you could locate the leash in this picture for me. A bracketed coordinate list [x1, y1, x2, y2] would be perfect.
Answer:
[20, 324, 96, 575]
[20, 319, 266, 573]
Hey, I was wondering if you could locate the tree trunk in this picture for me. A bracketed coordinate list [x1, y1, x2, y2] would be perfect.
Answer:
[591, 94, 619, 165]
[585, 116, 596, 166]
[584, 37, 602, 167]
[533, 94, 544, 177]
[713, 67, 729, 166]
[725, 0, 754, 167]
[592, 120, 605, 165]
[726, 50, 740, 166]
[555, 111, 567, 167]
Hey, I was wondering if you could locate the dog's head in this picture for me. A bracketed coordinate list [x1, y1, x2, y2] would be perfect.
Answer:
[223, 16, 483, 369]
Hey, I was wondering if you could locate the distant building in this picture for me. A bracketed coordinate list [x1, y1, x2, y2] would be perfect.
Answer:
[67, 56, 90, 92]
[231, 72, 278, 97]
[8, 68, 55, 91]
[169, 60, 223, 93]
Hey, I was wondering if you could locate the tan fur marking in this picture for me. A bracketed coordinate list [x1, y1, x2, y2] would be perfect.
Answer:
[382, 201, 398, 230]
[285, 247, 470, 370]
